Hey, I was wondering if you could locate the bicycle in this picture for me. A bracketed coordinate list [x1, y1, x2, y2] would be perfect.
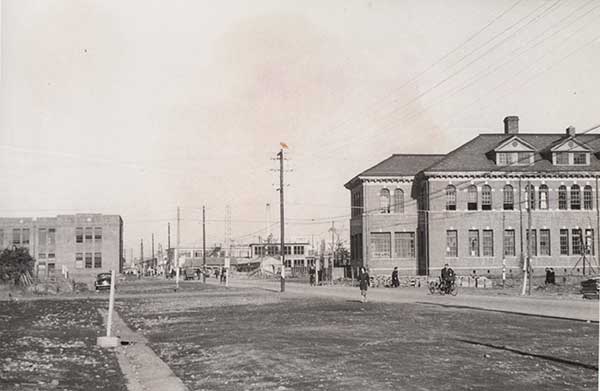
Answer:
[428, 278, 458, 296]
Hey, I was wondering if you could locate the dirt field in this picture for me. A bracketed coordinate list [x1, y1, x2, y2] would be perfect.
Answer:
[0, 299, 126, 391]
[116, 281, 598, 391]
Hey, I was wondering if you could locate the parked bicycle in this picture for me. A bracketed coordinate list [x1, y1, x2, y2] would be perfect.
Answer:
[428, 277, 458, 296]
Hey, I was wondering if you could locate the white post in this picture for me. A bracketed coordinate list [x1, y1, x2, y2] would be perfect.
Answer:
[175, 257, 180, 290]
[106, 269, 116, 337]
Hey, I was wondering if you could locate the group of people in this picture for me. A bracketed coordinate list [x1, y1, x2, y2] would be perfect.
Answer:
[357, 263, 456, 302]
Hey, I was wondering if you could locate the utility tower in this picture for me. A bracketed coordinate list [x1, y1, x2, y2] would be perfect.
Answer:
[224, 205, 231, 287]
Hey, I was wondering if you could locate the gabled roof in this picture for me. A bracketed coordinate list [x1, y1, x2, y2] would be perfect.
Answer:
[425, 133, 600, 173]
[549, 136, 592, 152]
[493, 135, 536, 151]
[344, 154, 445, 189]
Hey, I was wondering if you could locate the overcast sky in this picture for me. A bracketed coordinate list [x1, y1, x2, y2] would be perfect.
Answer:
[1, 0, 599, 258]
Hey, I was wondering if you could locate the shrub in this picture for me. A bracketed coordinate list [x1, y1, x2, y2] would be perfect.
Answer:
[0, 247, 35, 286]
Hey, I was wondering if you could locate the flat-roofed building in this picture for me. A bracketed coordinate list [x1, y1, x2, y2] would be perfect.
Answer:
[0, 214, 123, 282]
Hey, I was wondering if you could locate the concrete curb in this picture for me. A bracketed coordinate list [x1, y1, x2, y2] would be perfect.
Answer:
[98, 308, 189, 391]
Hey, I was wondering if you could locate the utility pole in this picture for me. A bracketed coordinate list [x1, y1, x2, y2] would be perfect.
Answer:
[225, 205, 231, 287]
[176, 206, 180, 290]
[166, 223, 171, 279]
[202, 206, 206, 283]
[521, 181, 531, 296]
[140, 238, 144, 277]
[278, 147, 286, 293]
[151, 233, 155, 274]
[329, 221, 336, 285]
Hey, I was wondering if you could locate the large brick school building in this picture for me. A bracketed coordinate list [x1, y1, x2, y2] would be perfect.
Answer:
[346, 116, 600, 277]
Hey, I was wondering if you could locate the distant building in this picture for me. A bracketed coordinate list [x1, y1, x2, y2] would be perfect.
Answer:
[346, 116, 600, 277]
[248, 242, 313, 267]
[0, 214, 123, 281]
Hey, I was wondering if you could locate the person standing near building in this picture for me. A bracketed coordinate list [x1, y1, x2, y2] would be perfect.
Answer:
[391, 266, 399, 288]
[358, 267, 370, 302]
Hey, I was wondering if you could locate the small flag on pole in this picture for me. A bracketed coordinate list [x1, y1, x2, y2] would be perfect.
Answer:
[280, 142, 289, 149]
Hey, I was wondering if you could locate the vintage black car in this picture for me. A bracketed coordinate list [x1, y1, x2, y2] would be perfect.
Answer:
[95, 273, 112, 291]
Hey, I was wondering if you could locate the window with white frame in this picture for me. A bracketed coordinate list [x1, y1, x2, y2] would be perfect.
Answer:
[394, 189, 404, 214]
[370, 233, 391, 258]
[481, 185, 492, 210]
[482, 230, 494, 257]
[446, 185, 456, 211]
[394, 232, 415, 258]
[503, 185, 514, 210]
[584, 186, 593, 210]
[380, 189, 391, 214]
[538, 185, 548, 210]
[467, 185, 477, 210]
[468, 230, 479, 257]
[446, 230, 458, 257]
[540, 229, 551, 256]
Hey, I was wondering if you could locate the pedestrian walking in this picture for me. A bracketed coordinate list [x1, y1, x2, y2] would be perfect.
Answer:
[358, 266, 370, 302]
[308, 265, 316, 286]
[391, 266, 399, 288]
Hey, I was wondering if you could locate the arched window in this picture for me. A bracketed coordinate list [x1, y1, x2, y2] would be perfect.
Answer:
[503, 185, 514, 210]
[525, 184, 535, 210]
[445, 185, 456, 211]
[380, 189, 391, 213]
[394, 189, 404, 213]
[571, 185, 581, 210]
[467, 185, 478, 210]
[538, 185, 548, 210]
[584, 185, 593, 210]
[482, 185, 492, 210]
[558, 185, 568, 210]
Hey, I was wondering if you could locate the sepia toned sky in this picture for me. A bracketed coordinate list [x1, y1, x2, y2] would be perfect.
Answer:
[1, 0, 599, 258]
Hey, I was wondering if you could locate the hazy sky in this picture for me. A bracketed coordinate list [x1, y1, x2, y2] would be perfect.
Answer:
[1, 0, 599, 257]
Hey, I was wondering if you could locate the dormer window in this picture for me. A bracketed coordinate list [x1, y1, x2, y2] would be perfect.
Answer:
[496, 152, 533, 166]
[494, 136, 536, 166]
[551, 137, 591, 166]
[553, 152, 589, 166]
[573, 152, 588, 165]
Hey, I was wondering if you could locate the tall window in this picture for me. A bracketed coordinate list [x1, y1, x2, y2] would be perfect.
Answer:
[482, 230, 494, 256]
[394, 189, 404, 213]
[94, 227, 102, 242]
[94, 253, 102, 268]
[22, 229, 30, 245]
[446, 185, 456, 211]
[585, 229, 595, 255]
[76, 227, 83, 243]
[540, 229, 551, 256]
[446, 230, 458, 257]
[85, 253, 93, 268]
[503, 185, 514, 210]
[394, 232, 415, 258]
[560, 229, 569, 255]
[481, 185, 492, 210]
[538, 185, 548, 210]
[526, 229, 537, 256]
[468, 230, 479, 257]
[571, 185, 581, 210]
[584, 186, 593, 210]
[467, 185, 478, 210]
[572, 229, 583, 255]
[85, 227, 93, 242]
[38, 228, 47, 247]
[12, 229, 20, 245]
[48, 228, 56, 245]
[558, 186, 568, 210]
[75, 253, 83, 269]
[525, 184, 535, 210]
[380, 189, 391, 214]
[503, 230, 515, 256]
[370, 233, 391, 258]
[351, 191, 363, 218]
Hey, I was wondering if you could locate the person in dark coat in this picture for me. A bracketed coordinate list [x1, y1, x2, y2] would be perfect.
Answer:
[308, 266, 316, 286]
[358, 267, 370, 302]
[391, 266, 400, 288]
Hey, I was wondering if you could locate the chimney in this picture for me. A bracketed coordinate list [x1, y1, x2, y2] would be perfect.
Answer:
[566, 126, 576, 137]
[503, 116, 519, 134]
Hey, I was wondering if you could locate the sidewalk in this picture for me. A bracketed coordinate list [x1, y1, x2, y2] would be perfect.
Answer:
[224, 278, 599, 322]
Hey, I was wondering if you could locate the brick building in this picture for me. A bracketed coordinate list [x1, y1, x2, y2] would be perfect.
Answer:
[346, 116, 600, 277]
[0, 214, 124, 281]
